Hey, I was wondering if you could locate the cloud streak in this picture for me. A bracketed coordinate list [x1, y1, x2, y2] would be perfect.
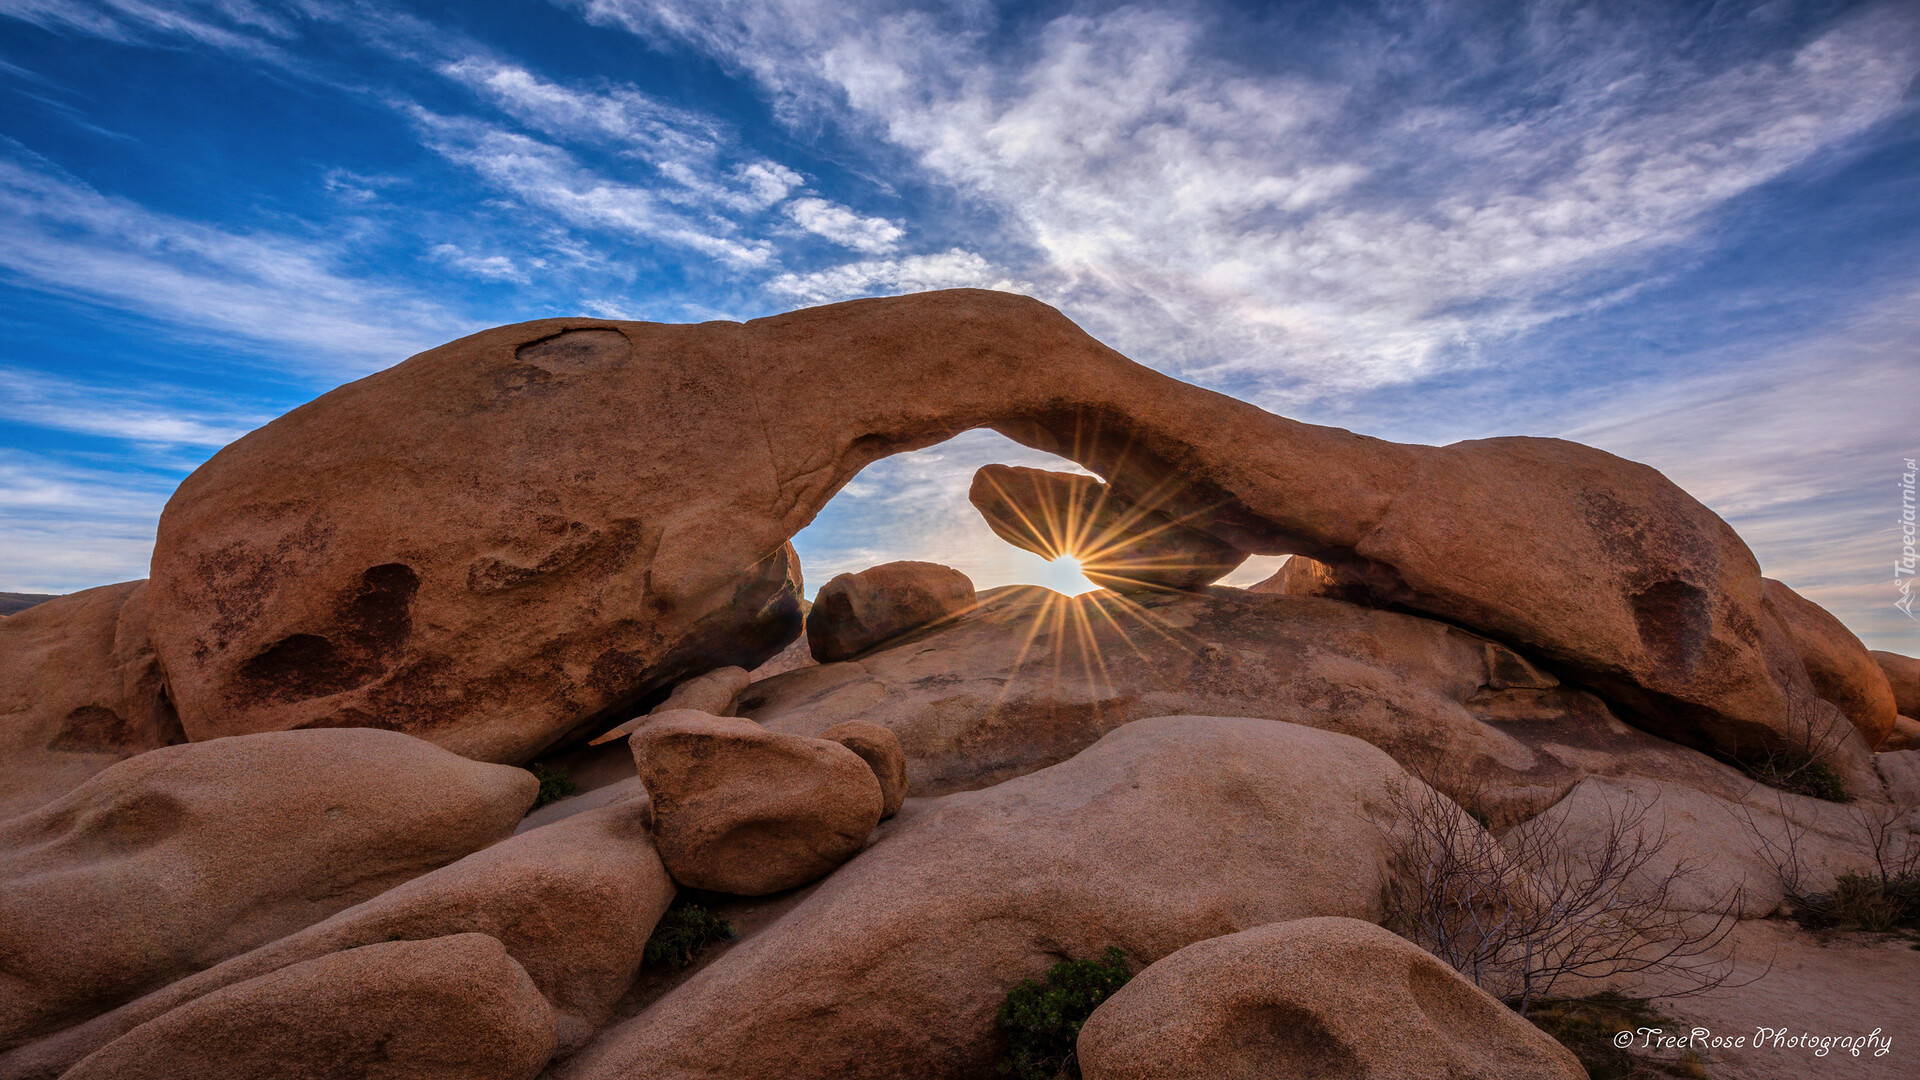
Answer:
[0, 154, 472, 371]
[590, 0, 1920, 401]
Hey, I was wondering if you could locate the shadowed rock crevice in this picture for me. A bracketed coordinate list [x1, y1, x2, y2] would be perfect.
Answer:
[234, 564, 418, 708]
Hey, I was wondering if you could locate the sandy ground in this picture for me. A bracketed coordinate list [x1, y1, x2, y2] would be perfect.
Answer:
[1642, 919, 1920, 1080]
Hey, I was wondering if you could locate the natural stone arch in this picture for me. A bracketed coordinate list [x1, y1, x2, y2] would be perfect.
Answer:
[144, 290, 1877, 785]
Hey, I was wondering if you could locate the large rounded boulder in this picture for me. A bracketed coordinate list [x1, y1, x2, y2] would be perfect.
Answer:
[4, 798, 671, 1079]
[1076, 918, 1584, 1080]
[632, 711, 883, 894]
[0, 728, 534, 1050]
[60, 934, 555, 1080]
[805, 561, 976, 662]
[0, 582, 179, 820]
[554, 716, 1457, 1080]
[1760, 579, 1897, 747]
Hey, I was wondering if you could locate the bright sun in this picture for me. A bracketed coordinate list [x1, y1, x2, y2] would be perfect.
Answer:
[1041, 554, 1101, 597]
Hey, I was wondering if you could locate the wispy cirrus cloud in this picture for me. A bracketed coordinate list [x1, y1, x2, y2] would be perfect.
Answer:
[766, 247, 1022, 303]
[0, 448, 178, 591]
[1557, 283, 1920, 653]
[0, 153, 472, 370]
[0, 367, 267, 447]
[587, 0, 1920, 401]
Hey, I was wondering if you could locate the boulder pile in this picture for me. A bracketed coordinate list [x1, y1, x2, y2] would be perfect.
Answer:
[1, 290, 1915, 1078]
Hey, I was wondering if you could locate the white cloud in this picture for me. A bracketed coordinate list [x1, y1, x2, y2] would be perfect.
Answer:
[428, 242, 528, 283]
[408, 108, 778, 267]
[589, 0, 1920, 399]
[0, 0, 297, 57]
[0, 155, 472, 371]
[782, 195, 902, 253]
[0, 449, 177, 592]
[0, 367, 267, 447]
[767, 248, 1024, 304]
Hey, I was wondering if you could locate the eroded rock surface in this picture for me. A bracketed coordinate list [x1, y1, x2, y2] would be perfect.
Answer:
[0, 582, 181, 821]
[806, 561, 975, 662]
[141, 290, 1849, 774]
[2, 798, 668, 1079]
[633, 711, 882, 894]
[554, 717, 1452, 1080]
[0, 729, 533, 1051]
[742, 586, 1771, 825]
[1076, 918, 1584, 1080]
[969, 464, 1246, 591]
[61, 934, 555, 1080]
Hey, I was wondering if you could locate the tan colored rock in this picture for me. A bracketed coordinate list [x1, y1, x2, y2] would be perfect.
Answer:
[1873, 650, 1920, 719]
[0, 728, 534, 1051]
[61, 934, 555, 1080]
[589, 666, 752, 745]
[743, 586, 1771, 826]
[806, 561, 976, 662]
[1761, 579, 1897, 747]
[553, 717, 1449, 1080]
[1881, 715, 1920, 753]
[1248, 553, 1370, 604]
[1, 799, 668, 1079]
[969, 465, 1246, 591]
[821, 720, 907, 818]
[0, 582, 181, 821]
[143, 291, 1848, 775]
[1077, 918, 1584, 1080]
[1523, 775, 1881, 919]
[633, 711, 882, 894]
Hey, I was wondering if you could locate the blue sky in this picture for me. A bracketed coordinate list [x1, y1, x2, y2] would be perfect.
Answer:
[1, 0, 1916, 651]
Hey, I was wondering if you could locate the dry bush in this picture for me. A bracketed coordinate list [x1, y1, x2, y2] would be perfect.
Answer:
[1738, 788, 1920, 932]
[1377, 776, 1744, 1016]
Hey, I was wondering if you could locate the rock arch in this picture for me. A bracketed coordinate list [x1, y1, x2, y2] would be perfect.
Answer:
[144, 290, 1875, 781]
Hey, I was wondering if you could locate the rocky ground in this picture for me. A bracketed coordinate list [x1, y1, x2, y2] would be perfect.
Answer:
[3, 290, 1918, 1079]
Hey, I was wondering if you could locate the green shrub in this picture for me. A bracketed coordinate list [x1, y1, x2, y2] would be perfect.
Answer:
[1794, 871, 1920, 933]
[996, 947, 1131, 1080]
[644, 900, 737, 969]
[1524, 993, 1707, 1079]
[1737, 751, 1849, 803]
[528, 763, 576, 810]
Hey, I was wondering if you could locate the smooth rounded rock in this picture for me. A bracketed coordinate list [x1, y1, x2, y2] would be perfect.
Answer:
[1076, 918, 1584, 1080]
[554, 717, 1454, 1080]
[1872, 651, 1920, 720]
[1762, 579, 1897, 748]
[0, 728, 534, 1051]
[61, 934, 556, 1080]
[821, 720, 908, 818]
[0, 581, 180, 821]
[633, 711, 882, 895]
[2, 799, 670, 1079]
[806, 561, 976, 662]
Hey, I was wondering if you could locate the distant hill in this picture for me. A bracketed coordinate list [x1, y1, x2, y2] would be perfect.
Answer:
[0, 592, 61, 616]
